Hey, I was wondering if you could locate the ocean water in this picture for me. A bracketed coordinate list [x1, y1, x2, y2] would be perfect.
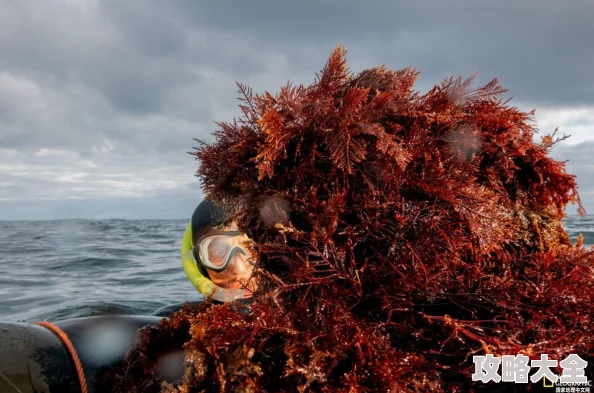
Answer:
[0, 219, 197, 322]
[0, 216, 592, 323]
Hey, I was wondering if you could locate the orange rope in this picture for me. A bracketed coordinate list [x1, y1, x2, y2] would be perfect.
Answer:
[34, 321, 88, 393]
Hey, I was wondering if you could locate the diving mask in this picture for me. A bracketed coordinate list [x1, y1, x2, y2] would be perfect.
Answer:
[193, 231, 256, 272]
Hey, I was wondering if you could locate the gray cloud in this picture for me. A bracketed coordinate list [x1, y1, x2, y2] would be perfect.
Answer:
[0, 195, 202, 220]
[0, 0, 592, 219]
[112, 0, 594, 105]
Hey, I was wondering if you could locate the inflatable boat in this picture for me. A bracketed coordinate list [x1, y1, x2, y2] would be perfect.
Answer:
[0, 301, 202, 393]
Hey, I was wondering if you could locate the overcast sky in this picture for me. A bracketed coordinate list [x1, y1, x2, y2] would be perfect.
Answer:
[0, 0, 592, 220]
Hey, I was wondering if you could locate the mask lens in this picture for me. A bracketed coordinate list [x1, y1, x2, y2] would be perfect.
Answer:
[206, 237, 231, 267]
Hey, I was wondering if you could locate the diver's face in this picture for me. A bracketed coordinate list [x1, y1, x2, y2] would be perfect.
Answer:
[204, 222, 258, 291]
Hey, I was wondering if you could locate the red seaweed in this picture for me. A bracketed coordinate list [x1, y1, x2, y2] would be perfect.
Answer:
[106, 45, 593, 393]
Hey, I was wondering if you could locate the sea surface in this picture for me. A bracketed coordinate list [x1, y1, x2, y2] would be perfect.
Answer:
[0, 216, 593, 323]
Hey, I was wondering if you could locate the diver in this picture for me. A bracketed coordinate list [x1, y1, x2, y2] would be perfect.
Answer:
[153, 199, 259, 318]
[182, 198, 258, 301]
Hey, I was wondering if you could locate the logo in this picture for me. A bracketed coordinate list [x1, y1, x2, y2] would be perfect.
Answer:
[472, 354, 591, 392]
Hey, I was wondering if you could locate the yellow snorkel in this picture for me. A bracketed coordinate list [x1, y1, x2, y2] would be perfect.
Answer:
[181, 220, 251, 302]
[181, 221, 215, 295]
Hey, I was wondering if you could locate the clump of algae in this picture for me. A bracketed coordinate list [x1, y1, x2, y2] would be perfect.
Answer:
[104, 45, 593, 393]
